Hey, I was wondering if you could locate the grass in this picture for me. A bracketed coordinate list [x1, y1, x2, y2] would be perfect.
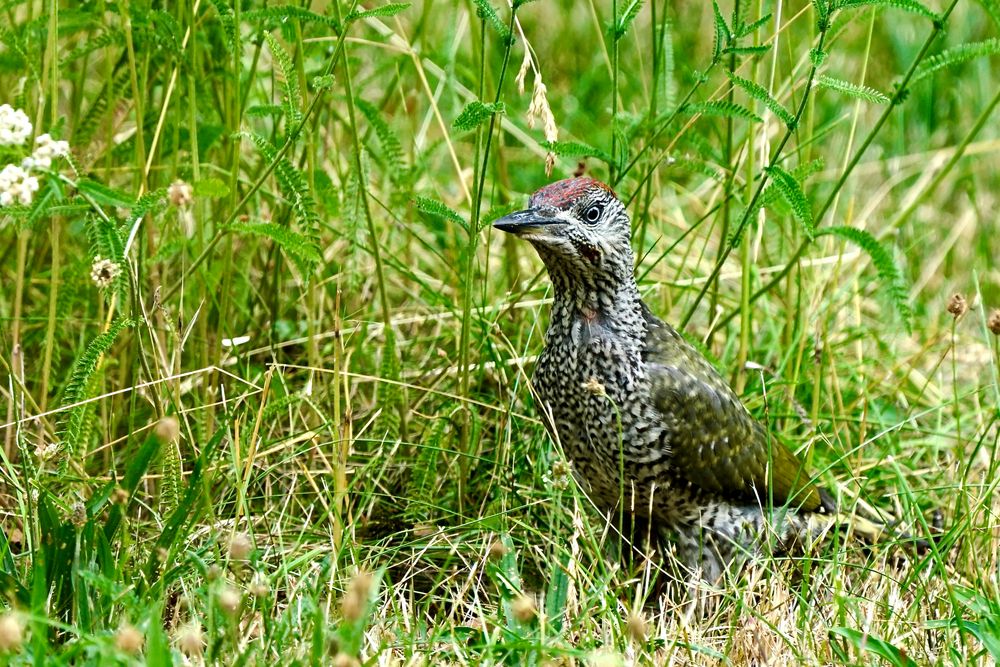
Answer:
[1, 0, 1000, 663]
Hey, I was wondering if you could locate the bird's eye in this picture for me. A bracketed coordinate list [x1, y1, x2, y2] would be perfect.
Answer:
[583, 204, 603, 224]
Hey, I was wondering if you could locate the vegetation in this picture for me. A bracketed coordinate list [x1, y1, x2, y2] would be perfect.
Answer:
[1, 0, 999, 663]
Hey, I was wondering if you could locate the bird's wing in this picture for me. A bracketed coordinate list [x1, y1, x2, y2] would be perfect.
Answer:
[639, 303, 825, 512]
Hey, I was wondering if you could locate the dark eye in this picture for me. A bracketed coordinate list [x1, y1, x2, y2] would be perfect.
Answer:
[583, 204, 603, 224]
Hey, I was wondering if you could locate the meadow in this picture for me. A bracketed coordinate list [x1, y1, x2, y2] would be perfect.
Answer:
[1, 0, 1000, 663]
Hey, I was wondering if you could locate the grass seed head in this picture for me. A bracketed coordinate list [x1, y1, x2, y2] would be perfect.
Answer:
[175, 622, 204, 656]
[626, 610, 647, 643]
[989, 309, 1000, 336]
[168, 180, 194, 207]
[114, 624, 144, 654]
[331, 654, 361, 667]
[487, 540, 507, 561]
[0, 613, 23, 652]
[154, 416, 179, 443]
[947, 293, 967, 318]
[228, 532, 253, 560]
[512, 594, 536, 623]
[110, 486, 130, 505]
[342, 571, 373, 623]
[249, 575, 270, 597]
[217, 584, 242, 616]
[587, 650, 624, 667]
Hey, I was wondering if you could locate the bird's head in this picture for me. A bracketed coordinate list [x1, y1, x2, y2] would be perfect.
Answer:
[493, 177, 633, 287]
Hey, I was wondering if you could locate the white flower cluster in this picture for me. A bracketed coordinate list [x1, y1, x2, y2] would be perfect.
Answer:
[0, 105, 71, 208]
[0, 164, 39, 206]
[22, 133, 70, 170]
[0, 104, 32, 146]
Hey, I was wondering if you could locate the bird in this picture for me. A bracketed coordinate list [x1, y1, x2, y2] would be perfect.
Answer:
[493, 176, 837, 583]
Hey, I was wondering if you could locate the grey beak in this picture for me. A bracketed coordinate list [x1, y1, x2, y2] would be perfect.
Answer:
[492, 208, 561, 234]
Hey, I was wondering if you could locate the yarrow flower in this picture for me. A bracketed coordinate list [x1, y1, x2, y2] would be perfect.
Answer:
[0, 104, 32, 146]
[0, 164, 39, 207]
[91, 256, 122, 288]
[22, 133, 70, 171]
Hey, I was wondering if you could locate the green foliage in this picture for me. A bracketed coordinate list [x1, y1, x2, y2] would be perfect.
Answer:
[264, 32, 303, 127]
[817, 226, 913, 331]
[725, 70, 796, 127]
[226, 221, 322, 276]
[454, 100, 506, 132]
[415, 195, 466, 228]
[766, 165, 815, 238]
[830, 0, 937, 20]
[541, 139, 613, 163]
[207, 0, 238, 54]
[683, 99, 762, 122]
[345, 2, 410, 22]
[818, 75, 890, 104]
[613, 1, 645, 40]
[238, 131, 321, 240]
[913, 38, 1000, 84]
[244, 5, 341, 32]
[471, 0, 513, 44]
[58, 319, 133, 459]
[830, 627, 919, 667]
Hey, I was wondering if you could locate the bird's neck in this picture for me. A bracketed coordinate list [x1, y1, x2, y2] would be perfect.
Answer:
[548, 270, 645, 340]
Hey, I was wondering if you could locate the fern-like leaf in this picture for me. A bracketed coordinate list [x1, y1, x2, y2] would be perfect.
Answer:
[471, 0, 513, 44]
[767, 165, 815, 238]
[818, 75, 890, 104]
[540, 140, 613, 163]
[725, 71, 796, 128]
[238, 132, 321, 240]
[912, 38, 1000, 84]
[207, 0, 238, 54]
[817, 226, 913, 330]
[264, 32, 303, 127]
[830, 0, 937, 20]
[244, 5, 341, 32]
[59, 319, 133, 458]
[453, 100, 505, 132]
[414, 196, 466, 229]
[614, 0, 645, 40]
[227, 221, 322, 276]
[683, 100, 762, 122]
[346, 3, 410, 22]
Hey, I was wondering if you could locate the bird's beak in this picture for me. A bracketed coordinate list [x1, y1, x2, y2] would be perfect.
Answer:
[492, 208, 563, 236]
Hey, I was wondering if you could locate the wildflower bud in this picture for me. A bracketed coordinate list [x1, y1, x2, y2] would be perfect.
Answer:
[168, 180, 194, 207]
[988, 310, 1000, 336]
[227, 532, 253, 561]
[626, 610, 648, 643]
[175, 622, 204, 656]
[947, 293, 967, 318]
[0, 613, 23, 652]
[342, 571, 373, 623]
[206, 565, 222, 581]
[511, 594, 536, 623]
[114, 624, 144, 654]
[217, 585, 241, 616]
[154, 416, 179, 443]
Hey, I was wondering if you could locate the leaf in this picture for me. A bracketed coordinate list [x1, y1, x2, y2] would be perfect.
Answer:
[346, 2, 410, 22]
[76, 178, 135, 209]
[683, 100, 762, 122]
[207, 0, 238, 54]
[59, 319, 133, 458]
[356, 98, 409, 184]
[725, 71, 795, 128]
[227, 221, 322, 276]
[238, 132, 321, 240]
[540, 140, 613, 163]
[264, 32, 303, 126]
[244, 5, 341, 31]
[453, 100, 505, 132]
[722, 44, 772, 56]
[733, 12, 772, 38]
[544, 551, 571, 632]
[614, 0, 645, 40]
[830, 627, 918, 667]
[912, 38, 1000, 84]
[767, 165, 814, 238]
[471, 0, 513, 44]
[711, 0, 731, 61]
[830, 0, 937, 20]
[193, 177, 231, 198]
[818, 75, 890, 104]
[414, 196, 466, 228]
[817, 226, 912, 331]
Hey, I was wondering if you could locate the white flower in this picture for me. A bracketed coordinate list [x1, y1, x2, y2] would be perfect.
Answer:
[90, 256, 122, 288]
[0, 163, 40, 207]
[0, 104, 32, 146]
[25, 133, 70, 170]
